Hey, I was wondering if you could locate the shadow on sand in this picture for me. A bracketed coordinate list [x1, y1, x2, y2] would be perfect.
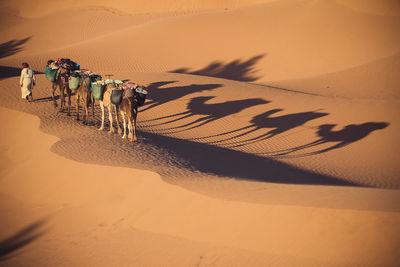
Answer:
[141, 81, 223, 112]
[139, 130, 360, 187]
[0, 65, 44, 80]
[0, 219, 47, 262]
[0, 37, 44, 80]
[272, 122, 390, 157]
[170, 54, 265, 82]
[143, 96, 269, 133]
[192, 108, 329, 146]
[0, 37, 31, 59]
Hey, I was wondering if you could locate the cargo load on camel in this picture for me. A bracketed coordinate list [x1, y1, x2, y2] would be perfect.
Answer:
[69, 70, 102, 91]
[121, 82, 148, 107]
[45, 58, 80, 82]
[133, 87, 148, 107]
[56, 58, 80, 71]
[45, 60, 59, 82]
[69, 72, 81, 90]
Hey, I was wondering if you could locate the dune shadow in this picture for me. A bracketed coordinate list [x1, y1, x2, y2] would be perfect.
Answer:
[273, 122, 390, 157]
[170, 54, 265, 82]
[0, 219, 47, 262]
[140, 131, 360, 187]
[0, 37, 31, 59]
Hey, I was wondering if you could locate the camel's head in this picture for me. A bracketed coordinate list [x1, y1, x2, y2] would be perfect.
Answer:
[318, 124, 336, 130]
[138, 84, 147, 90]
[250, 98, 269, 105]
[361, 122, 389, 131]
[191, 96, 215, 103]
[266, 108, 283, 114]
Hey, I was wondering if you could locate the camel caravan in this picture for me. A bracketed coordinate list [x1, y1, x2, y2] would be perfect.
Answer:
[45, 58, 148, 142]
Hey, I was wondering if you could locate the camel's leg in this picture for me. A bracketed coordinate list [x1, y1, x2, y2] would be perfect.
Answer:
[91, 95, 95, 125]
[276, 140, 324, 156]
[99, 101, 105, 130]
[59, 83, 65, 112]
[84, 94, 90, 125]
[82, 92, 90, 125]
[114, 105, 122, 134]
[67, 89, 71, 116]
[128, 117, 133, 141]
[76, 95, 80, 121]
[51, 82, 57, 108]
[108, 105, 115, 134]
[84, 99, 89, 125]
[132, 108, 137, 142]
[108, 105, 114, 133]
[121, 112, 127, 139]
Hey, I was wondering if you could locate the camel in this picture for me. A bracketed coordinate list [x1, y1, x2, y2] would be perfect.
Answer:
[46, 60, 74, 114]
[57, 68, 73, 115]
[73, 74, 94, 125]
[119, 96, 138, 141]
[98, 83, 122, 134]
[118, 85, 147, 142]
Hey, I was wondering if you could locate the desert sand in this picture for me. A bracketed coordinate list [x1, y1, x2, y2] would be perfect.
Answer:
[0, 0, 400, 266]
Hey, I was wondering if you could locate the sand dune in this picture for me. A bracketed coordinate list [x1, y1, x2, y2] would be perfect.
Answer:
[2, 0, 399, 83]
[270, 53, 400, 99]
[1, 0, 277, 18]
[1, 106, 399, 266]
[0, 0, 400, 266]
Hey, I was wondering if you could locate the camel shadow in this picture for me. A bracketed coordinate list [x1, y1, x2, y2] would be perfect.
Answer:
[274, 122, 390, 157]
[170, 54, 265, 82]
[144, 96, 269, 133]
[141, 81, 223, 112]
[0, 37, 31, 59]
[0, 219, 47, 262]
[194, 109, 329, 147]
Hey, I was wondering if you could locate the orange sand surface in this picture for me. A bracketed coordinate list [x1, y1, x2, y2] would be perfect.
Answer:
[0, 0, 400, 266]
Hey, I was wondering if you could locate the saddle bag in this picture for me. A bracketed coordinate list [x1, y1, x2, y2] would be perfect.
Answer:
[91, 83, 105, 100]
[134, 87, 148, 107]
[111, 89, 123, 105]
[69, 76, 80, 90]
[45, 66, 58, 82]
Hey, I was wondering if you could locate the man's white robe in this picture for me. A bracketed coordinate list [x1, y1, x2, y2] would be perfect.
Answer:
[20, 68, 35, 99]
